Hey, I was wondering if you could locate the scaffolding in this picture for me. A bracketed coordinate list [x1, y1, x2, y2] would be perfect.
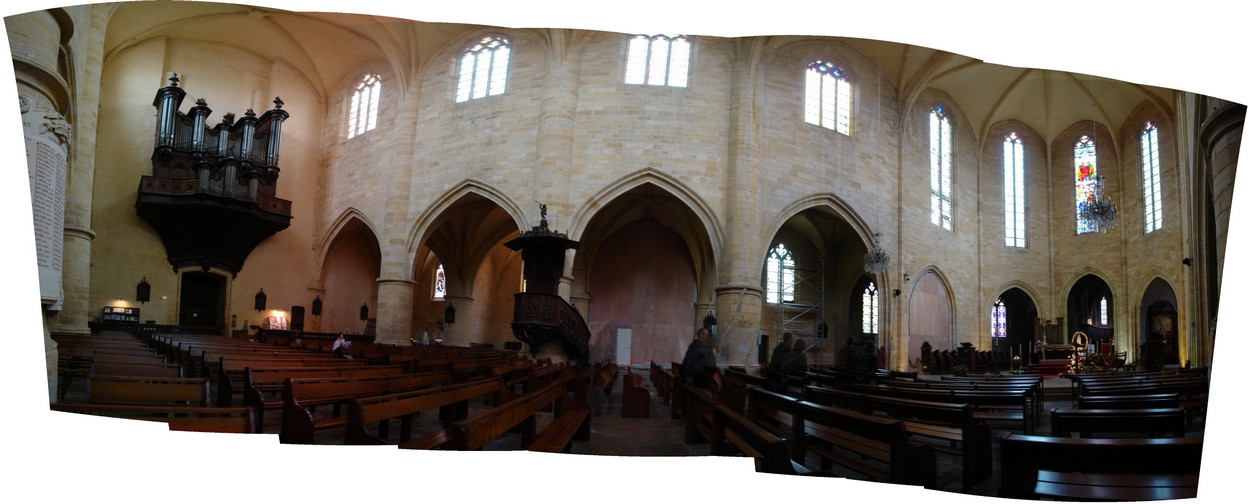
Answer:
[772, 255, 826, 345]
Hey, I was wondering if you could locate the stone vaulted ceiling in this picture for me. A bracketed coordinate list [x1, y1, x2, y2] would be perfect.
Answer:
[100, 2, 1209, 151]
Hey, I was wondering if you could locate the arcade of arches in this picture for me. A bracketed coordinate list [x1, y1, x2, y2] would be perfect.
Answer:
[10, 2, 1243, 399]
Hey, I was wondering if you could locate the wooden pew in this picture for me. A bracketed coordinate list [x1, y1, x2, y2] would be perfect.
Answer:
[240, 364, 410, 430]
[1050, 407, 1187, 438]
[280, 371, 455, 442]
[710, 402, 823, 477]
[999, 434, 1203, 500]
[348, 378, 512, 447]
[621, 371, 650, 419]
[1076, 393, 1180, 410]
[51, 403, 256, 433]
[86, 375, 211, 407]
[783, 393, 937, 487]
[439, 374, 591, 452]
[90, 361, 182, 378]
[804, 385, 992, 490]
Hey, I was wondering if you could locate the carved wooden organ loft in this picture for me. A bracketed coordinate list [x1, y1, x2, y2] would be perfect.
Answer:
[135, 73, 292, 275]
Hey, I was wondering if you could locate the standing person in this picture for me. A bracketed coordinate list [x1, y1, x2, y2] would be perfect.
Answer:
[681, 327, 717, 388]
[835, 337, 856, 370]
[780, 337, 809, 377]
[769, 332, 794, 375]
[855, 339, 878, 373]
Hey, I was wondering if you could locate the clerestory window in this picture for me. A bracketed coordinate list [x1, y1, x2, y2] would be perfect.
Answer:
[347, 74, 381, 139]
[455, 36, 511, 103]
[624, 34, 690, 87]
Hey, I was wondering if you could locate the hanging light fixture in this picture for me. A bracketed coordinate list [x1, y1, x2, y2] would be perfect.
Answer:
[864, 232, 890, 275]
[1079, 75, 1117, 233]
[1080, 174, 1119, 232]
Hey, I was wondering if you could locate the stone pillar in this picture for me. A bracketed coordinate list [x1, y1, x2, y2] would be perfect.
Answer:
[711, 39, 769, 368]
[531, 29, 582, 235]
[52, 226, 95, 333]
[713, 286, 764, 367]
[374, 278, 415, 345]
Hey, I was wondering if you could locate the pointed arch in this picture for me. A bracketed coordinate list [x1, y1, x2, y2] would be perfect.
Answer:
[989, 280, 1047, 320]
[765, 192, 880, 260]
[405, 179, 526, 277]
[907, 265, 956, 363]
[313, 207, 382, 285]
[568, 167, 723, 268]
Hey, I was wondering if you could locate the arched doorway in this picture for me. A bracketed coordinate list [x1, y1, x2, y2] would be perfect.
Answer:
[993, 287, 1039, 357]
[588, 218, 695, 365]
[320, 218, 381, 335]
[411, 193, 522, 348]
[1141, 277, 1180, 368]
[909, 270, 952, 367]
[1067, 274, 1113, 346]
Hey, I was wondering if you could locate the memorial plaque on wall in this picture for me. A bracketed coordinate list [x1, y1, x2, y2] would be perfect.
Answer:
[22, 94, 68, 306]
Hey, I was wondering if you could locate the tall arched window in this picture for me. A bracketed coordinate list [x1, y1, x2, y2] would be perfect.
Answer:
[992, 298, 1007, 339]
[1099, 296, 1109, 325]
[455, 35, 511, 102]
[433, 264, 446, 300]
[1075, 135, 1099, 234]
[1141, 122, 1163, 233]
[804, 60, 851, 135]
[862, 282, 879, 334]
[624, 34, 690, 87]
[930, 106, 953, 230]
[766, 243, 795, 304]
[347, 74, 381, 139]
[1003, 132, 1025, 247]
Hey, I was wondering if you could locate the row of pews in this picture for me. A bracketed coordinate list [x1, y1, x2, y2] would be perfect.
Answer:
[657, 361, 1205, 500]
[50, 331, 593, 453]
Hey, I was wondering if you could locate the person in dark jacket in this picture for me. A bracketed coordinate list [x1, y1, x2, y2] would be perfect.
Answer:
[681, 327, 717, 388]
[769, 332, 794, 375]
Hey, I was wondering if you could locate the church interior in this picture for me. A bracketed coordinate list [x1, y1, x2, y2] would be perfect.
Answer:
[4, 1, 1248, 502]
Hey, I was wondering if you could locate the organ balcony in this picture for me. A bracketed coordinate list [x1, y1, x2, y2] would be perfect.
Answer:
[134, 73, 292, 275]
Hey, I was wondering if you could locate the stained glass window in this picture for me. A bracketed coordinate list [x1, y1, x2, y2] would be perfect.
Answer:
[862, 282, 878, 334]
[766, 244, 795, 304]
[930, 106, 953, 230]
[1075, 135, 1099, 234]
[1004, 132, 1025, 247]
[455, 36, 511, 103]
[347, 74, 381, 139]
[804, 60, 851, 135]
[433, 264, 446, 300]
[1099, 297, 1108, 326]
[992, 298, 1006, 339]
[1141, 122, 1163, 233]
[624, 34, 689, 87]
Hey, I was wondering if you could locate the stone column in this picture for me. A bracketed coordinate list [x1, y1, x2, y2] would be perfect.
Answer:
[714, 286, 764, 367]
[374, 278, 415, 345]
[531, 29, 583, 237]
[712, 39, 769, 367]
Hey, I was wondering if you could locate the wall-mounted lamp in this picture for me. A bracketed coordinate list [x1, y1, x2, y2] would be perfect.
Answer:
[903, 272, 911, 283]
[254, 288, 267, 312]
[893, 289, 902, 297]
[311, 295, 322, 316]
[359, 302, 369, 321]
[136, 277, 151, 304]
[444, 303, 456, 324]
[1182, 257, 1193, 266]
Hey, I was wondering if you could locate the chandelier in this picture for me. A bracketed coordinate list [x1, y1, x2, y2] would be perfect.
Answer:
[864, 233, 890, 274]
[1079, 175, 1119, 232]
